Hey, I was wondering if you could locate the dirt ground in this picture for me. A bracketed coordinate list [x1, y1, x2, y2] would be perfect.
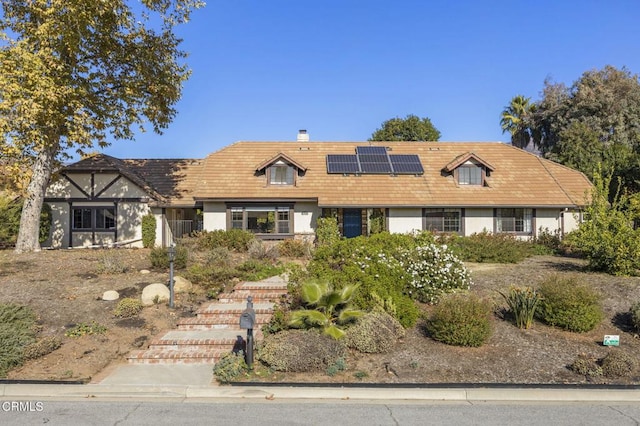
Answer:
[1, 249, 640, 385]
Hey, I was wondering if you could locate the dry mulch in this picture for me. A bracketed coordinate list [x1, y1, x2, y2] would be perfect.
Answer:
[1, 250, 640, 385]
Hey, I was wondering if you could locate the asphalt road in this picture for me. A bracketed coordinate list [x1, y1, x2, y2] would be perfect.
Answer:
[1, 400, 640, 426]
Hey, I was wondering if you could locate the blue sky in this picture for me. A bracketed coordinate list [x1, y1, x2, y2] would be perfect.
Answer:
[102, 0, 640, 159]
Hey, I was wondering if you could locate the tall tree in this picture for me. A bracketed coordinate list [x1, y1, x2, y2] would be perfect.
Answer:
[369, 114, 441, 141]
[511, 66, 640, 195]
[0, 0, 203, 253]
[500, 95, 537, 149]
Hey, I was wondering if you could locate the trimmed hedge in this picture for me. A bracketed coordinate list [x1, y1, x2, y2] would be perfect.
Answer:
[425, 294, 493, 347]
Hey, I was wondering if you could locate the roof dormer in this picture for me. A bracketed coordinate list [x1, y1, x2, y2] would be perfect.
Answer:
[255, 153, 307, 186]
[442, 152, 494, 186]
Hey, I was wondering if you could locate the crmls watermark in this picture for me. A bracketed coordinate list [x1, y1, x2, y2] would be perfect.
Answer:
[1, 401, 44, 412]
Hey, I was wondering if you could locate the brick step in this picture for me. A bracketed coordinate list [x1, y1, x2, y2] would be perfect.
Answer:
[127, 348, 226, 364]
[177, 316, 271, 330]
[147, 330, 263, 351]
[217, 291, 286, 304]
[195, 302, 275, 316]
[233, 282, 288, 292]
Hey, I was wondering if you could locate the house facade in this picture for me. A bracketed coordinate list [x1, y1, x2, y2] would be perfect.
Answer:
[43, 140, 592, 248]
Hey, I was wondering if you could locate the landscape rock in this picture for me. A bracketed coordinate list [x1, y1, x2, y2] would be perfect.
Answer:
[102, 290, 119, 301]
[172, 276, 193, 293]
[141, 283, 170, 306]
[139, 269, 151, 274]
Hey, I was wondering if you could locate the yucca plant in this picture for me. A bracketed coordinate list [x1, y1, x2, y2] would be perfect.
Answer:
[289, 280, 363, 339]
[500, 285, 540, 329]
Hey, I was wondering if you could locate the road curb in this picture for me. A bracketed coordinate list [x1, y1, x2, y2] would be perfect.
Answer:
[2, 383, 640, 402]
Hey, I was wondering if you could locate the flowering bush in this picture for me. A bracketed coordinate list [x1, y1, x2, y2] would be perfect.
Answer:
[402, 243, 472, 303]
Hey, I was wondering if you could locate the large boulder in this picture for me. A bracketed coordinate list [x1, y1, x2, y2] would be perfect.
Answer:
[141, 283, 170, 306]
[173, 276, 193, 293]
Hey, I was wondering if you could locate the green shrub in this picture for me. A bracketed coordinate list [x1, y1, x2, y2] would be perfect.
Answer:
[630, 301, 640, 332]
[500, 285, 540, 329]
[195, 229, 255, 252]
[278, 239, 311, 258]
[403, 243, 472, 303]
[344, 311, 405, 353]
[568, 171, 640, 276]
[425, 294, 493, 347]
[64, 321, 107, 337]
[141, 214, 156, 248]
[0, 196, 51, 247]
[258, 329, 347, 372]
[149, 245, 188, 270]
[315, 217, 340, 247]
[307, 232, 419, 327]
[185, 263, 236, 290]
[601, 351, 637, 378]
[326, 357, 347, 377]
[261, 304, 290, 336]
[23, 336, 62, 360]
[237, 259, 284, 281]
[213, 351, 248, 383]
[533, 227, 562, 254]
[537, 275, 604, 332]
[113, 298, 144, 318]
[0, 304, 37, 377]
[448, 231, 534, 263]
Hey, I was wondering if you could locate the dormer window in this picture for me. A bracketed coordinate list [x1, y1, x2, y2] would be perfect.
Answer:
[256, 153, 307, 187]
[269, 163, 294, 185]
[458, 164, 482, 185]
[443, 152, 494, 187]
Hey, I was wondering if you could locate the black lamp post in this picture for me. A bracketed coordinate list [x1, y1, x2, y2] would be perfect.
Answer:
[168, 244, 175, 308]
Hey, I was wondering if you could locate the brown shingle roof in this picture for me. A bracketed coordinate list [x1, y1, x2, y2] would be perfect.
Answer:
[194, 141, 593, 208]
[62, 154, 203, 206]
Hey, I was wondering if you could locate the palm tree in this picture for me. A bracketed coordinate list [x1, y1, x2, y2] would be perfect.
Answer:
[289, 280, 363, 339]
[500, 95, 536, 149]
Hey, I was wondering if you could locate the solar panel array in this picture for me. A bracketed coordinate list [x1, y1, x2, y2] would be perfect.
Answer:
[326, 147, 424, 175]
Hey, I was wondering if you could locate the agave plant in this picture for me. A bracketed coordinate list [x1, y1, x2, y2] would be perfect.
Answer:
[289, 280, 362, 339]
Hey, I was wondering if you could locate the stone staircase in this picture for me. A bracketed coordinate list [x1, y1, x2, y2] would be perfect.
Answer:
[127, 276, 288, 364]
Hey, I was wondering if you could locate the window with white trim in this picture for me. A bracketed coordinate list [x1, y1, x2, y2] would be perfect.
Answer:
[269, 165, 294, 185]
[496, 208, 532, 233]
[458, 164, 482, 185]
[425, 208, 461, 233]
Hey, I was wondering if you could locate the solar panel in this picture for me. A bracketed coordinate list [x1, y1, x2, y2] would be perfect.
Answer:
[360, 162, 392, 173]
[326, 155, 360, 174]
[389, 155, 424, 174]
[356, 146, 387, 155]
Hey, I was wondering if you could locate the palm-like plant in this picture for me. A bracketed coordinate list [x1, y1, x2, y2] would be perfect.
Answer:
[289, 280, 362, 339]
[500, 95, 536, 149]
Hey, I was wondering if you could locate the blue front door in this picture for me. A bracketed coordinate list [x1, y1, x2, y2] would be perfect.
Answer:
[343, 209, 362, 238]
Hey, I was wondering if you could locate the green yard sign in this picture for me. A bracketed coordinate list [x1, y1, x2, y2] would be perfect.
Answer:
[603, 335, 620, 346]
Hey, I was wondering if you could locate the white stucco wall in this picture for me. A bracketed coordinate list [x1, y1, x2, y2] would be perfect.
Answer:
[562, 209, 583, 234]
[294, 202, 321, 234]
[117, 202, 149, 247]
[100, 176, 148, 198]
[203, 202, 227, 231]
[387, 208, 423, 234]
[535, 209, 561, 237]
[44, 202, 69, 248]
[464, 208, 494, 235]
